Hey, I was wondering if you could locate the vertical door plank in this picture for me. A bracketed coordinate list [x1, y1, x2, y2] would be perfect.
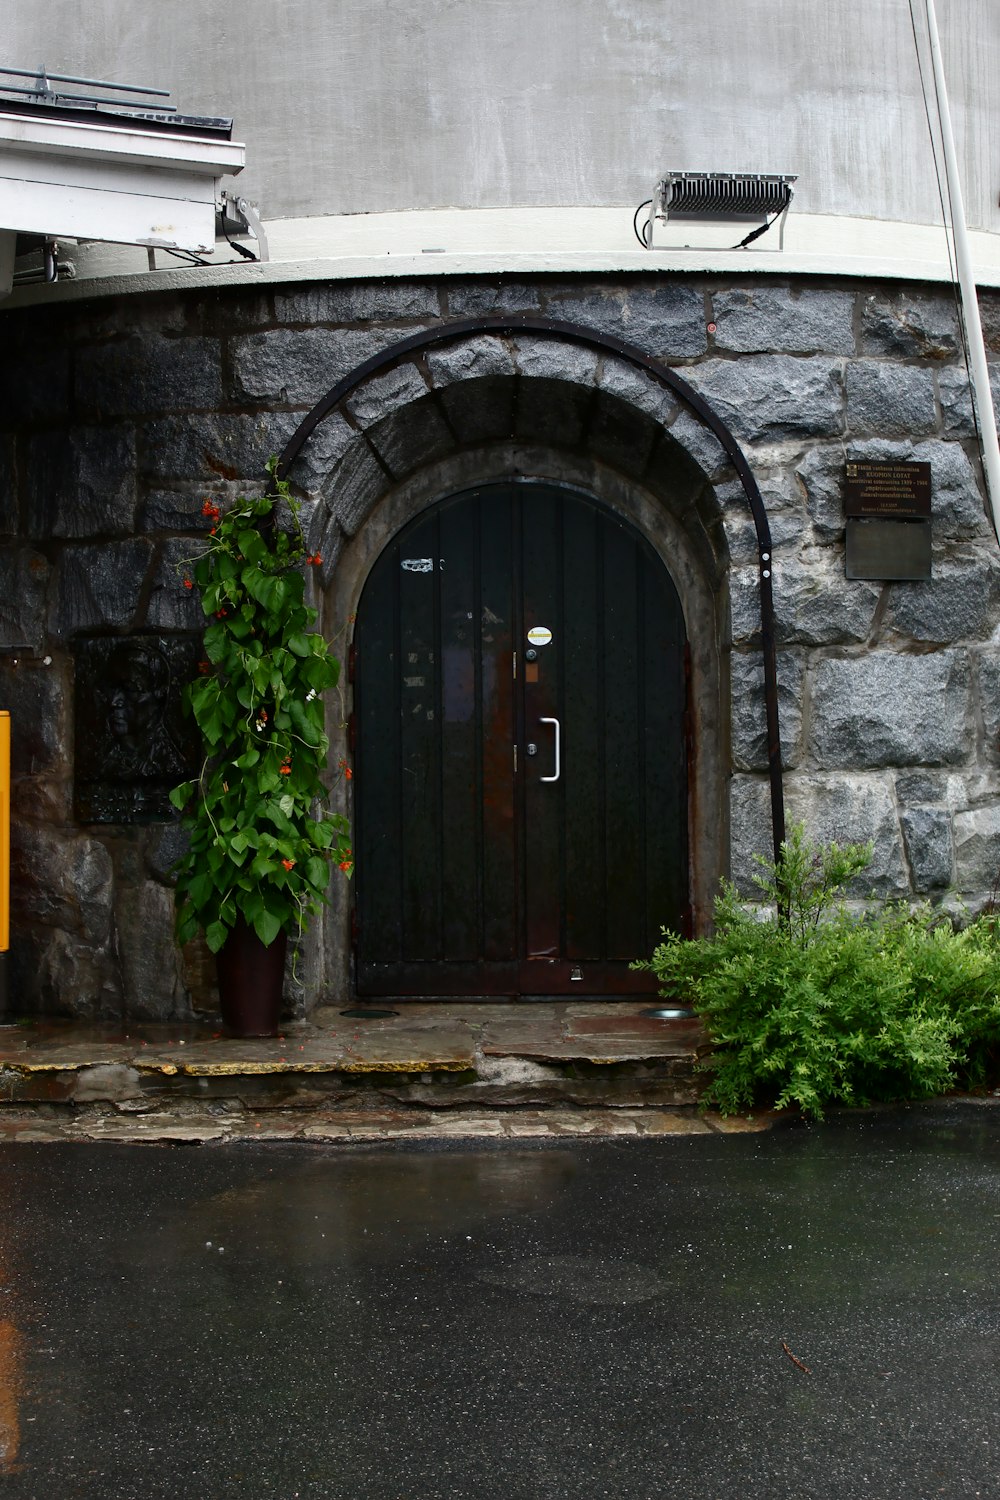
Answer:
[438, 497, 482, 960]
[478, 489, 518, 960]
[520, 487, 564, 963]
[397, 511, 443, 960]
[561, 495, 605, 960]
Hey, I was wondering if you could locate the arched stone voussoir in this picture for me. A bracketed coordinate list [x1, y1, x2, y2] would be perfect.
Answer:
[300, 358, 744, 588]
[425, 335, 517, 387]
[343, 361, 432, 428]
[510, 335, 601, 387]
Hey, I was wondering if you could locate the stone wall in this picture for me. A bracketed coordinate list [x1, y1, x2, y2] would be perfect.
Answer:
[1, 274, 998, 1018]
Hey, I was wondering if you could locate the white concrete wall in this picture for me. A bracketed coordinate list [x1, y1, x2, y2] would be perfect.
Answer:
[7, 0, 999, 231]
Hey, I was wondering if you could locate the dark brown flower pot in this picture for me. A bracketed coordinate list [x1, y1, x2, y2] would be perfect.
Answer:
[216, 918, 288, 1038]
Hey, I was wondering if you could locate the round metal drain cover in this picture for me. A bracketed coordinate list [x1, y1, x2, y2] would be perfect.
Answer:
[339, 1007, 399, 1019]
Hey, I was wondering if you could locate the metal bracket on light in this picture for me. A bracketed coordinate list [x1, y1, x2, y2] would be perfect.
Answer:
[647, 171, 796, 251]
[216, 192, 269, 262]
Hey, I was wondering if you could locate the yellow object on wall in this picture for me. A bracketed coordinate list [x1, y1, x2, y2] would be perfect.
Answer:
[0, 712, 9, 952]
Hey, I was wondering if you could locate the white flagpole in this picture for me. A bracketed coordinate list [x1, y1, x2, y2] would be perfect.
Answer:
[923, 0, 1000, 540]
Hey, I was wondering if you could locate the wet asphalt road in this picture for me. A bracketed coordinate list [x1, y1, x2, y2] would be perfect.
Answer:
[0, 1105, 997, 1499]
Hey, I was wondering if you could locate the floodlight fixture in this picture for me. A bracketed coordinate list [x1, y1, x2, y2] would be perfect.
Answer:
[646, 171, 796, 251]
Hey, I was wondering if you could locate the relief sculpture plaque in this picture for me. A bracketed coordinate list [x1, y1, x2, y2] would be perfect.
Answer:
[74, 633, 201, 823]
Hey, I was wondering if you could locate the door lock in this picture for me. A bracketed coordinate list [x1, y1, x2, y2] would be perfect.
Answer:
[525, 648, 538, 662]
[526, 742, 538, 756]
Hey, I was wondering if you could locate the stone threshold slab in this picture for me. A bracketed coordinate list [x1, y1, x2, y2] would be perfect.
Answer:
[0, 1004, 709, 1108]
[0, 1004, 706, 1071]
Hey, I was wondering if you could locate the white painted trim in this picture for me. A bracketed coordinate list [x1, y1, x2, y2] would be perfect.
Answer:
[0, 110, 245, 176]
[0, 175, 220, 252]
[5, 205, 1000, 308]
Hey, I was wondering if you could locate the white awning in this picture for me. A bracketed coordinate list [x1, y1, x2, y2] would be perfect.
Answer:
[0, 106, 245, 284]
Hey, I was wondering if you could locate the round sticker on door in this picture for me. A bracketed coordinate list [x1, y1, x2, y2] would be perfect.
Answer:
[526, 626, 553, 647]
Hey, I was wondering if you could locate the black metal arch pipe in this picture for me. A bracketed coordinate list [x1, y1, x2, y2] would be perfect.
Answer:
[275, 312, 786, 866]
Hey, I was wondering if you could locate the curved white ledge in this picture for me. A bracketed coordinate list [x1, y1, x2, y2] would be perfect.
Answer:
[5, 206, 1000, 307]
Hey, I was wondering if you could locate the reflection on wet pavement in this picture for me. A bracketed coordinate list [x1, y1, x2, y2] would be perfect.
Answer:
[0, 1321, 21, 1473]
[0, 1104, 997, 1498]
[141, 1150, 580, 1269]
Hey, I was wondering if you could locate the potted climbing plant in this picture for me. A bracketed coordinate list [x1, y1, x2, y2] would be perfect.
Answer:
[169, 459, 352, 1037]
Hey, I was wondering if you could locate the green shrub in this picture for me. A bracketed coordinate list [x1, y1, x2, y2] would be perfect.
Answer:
[635, 824, 1000, 1119]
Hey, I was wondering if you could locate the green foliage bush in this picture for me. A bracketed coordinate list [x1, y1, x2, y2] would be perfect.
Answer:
[636, 824, 1000, 1119]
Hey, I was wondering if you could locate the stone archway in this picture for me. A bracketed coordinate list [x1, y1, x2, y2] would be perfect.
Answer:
[275, 318, 782, 998]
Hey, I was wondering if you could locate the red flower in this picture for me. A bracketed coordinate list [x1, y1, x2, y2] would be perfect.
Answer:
[201, 500, 221, 520]
[281, 858, 295, 871]
[183, 578, 193, 590]
[215, 609, 227, 619]
[306, 554, 322, 566]
[197, 661, 211, 675]
[279, 763, 292, 776]
[339, 859, 353, 872]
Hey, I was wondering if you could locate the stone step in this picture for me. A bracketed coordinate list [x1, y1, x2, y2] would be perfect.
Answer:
[0, 1002, 713, 1121]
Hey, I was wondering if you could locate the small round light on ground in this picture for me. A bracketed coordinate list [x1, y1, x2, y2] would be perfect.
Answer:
[640, 1006, 695, 1020]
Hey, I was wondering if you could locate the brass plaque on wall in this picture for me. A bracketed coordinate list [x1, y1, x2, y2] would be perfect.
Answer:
[845, 460, 931, 519]
[845, 519, 933, 581]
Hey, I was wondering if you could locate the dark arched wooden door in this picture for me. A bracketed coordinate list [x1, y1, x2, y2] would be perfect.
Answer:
[353, 481, 689, 997]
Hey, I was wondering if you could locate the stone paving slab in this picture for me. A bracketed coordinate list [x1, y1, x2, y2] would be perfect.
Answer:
[0, 1103, 771, 1144]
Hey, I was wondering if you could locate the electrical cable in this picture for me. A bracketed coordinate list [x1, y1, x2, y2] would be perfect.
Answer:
[161, 246, 212, 267]
[732, 211, 785, 251]
[632, 199, 652, 249]
[222, 221, 258, 262]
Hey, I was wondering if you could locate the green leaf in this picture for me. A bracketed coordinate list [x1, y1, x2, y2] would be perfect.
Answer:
[288, 698, 322, 747]
[253, 909, 282, 947]
[205, 921, 229, 954]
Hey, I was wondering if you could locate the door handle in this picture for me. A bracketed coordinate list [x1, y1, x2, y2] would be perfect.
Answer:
[539, 717, 560, 782]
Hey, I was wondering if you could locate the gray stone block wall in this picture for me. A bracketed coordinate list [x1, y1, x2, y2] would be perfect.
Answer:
[1, 272, 998, 1018]
[716, 285, 999, 913]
